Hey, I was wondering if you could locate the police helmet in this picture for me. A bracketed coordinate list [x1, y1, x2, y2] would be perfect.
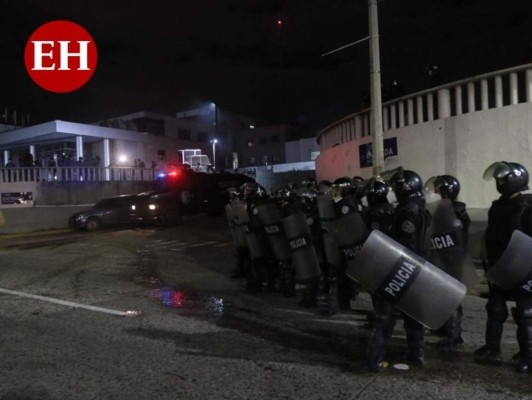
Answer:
[318, 180, 332, 194]
[365, 179, 389, 205]
[240, 182, 267, 200]
[483, 161, 529, 197]
[390, 170, 423, 200]
[301, 177, 318, 191]
[227, 186, 243, 201]
[425, 175, 461, 200]
[331, 177, 354, 197]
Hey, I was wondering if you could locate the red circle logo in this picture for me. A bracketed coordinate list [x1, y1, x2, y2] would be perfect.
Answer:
[24, 20, 97, 93]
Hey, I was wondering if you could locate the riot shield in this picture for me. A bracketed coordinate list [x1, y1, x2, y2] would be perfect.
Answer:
[327, 211, 369, 263]
[346, 230, 466, 330]
[229, 200, 248, 249]
[428, 198, 477, 287]
[256, 200, 291, 262]
[283, 211, 321, 280]
[317, 194, 343, 265]
[232, 199, 263, 258]
[226, 203, 250, 249]
[486, 230, 532, 293]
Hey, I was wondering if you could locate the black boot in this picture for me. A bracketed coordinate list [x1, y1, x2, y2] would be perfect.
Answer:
[278, 261, 295, 297]
[365, 299, 395, 372]
[474, 317, 504, 364]
[230, 247, 249, 279]
[245, 257, 264, 294]
[317, 274, 331, 314]
[405, 316, 425, 367]
[513, 307, 532, 373]
[319, 277, 338, 315]
[366, 328, 387, 372]
[437, 305, 464, 350]
[300, 276, 319, 308]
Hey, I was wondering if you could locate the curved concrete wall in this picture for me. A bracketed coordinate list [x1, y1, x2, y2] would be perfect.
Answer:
[316, 63, 532, 209]
[317, 102, 532, 209]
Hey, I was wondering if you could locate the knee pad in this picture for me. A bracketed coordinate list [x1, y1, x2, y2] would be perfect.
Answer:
[486, 303, 509, 321]
[512, 307, 532, 321]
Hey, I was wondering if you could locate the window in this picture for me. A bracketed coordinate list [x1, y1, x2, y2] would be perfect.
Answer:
[271, 135, 279, 143]
[261, 155, 268, 164]
[178, 128, 191, 140]
[272, 155, 281, 163]
[259, 137, 267, 145]
[197, 132, 208, 142]
[310, 151, 320, 160]
[247, 140, 254, 147]
[249, 157, 256, 165]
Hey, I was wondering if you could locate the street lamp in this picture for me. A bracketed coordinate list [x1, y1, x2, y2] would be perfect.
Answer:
[211, 139, 218, 170]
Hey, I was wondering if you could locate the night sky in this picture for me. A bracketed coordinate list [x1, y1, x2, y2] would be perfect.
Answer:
[1, 0, 531, 133]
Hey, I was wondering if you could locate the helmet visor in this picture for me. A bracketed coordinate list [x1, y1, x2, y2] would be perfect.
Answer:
[424, 176, 438, 192]
[483, 162, 512, 181]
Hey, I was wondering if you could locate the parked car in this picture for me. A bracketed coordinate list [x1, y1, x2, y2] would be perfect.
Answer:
[69, 194, 146, 231]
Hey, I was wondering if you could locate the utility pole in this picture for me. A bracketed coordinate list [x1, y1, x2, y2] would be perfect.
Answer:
[368, 0, 384, 178]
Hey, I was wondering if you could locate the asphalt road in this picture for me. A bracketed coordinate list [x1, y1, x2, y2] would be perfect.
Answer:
[0, 215, 530, 399]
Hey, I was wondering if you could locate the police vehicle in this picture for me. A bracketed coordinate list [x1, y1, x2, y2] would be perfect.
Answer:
[130, 164, 254, 226]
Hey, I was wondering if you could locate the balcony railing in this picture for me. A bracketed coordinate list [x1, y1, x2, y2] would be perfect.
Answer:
[317, 63, 532, 151]
[0, 166, 159, 183]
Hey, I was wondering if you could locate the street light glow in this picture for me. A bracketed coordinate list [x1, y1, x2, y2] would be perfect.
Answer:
[211, 139, 218, 169]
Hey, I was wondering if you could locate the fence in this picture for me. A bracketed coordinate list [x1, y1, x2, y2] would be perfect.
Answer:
[317, 62, 532, 151]
[0, 166, 159, 183]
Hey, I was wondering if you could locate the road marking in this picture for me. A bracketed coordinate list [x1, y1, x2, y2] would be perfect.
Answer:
[214, 242, 232, 247]
[313, 319, 366, 327]
[0, 288, 135, 317]
[185, 241, 218, 249]
[146, 240, 181, 248]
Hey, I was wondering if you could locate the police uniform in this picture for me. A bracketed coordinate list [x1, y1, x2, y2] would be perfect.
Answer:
[476, 161, 532, 373]
[366, 170, 429, 371]
[477, 192, 532, 368]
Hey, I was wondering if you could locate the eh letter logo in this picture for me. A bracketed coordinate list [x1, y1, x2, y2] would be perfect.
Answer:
[24, 20, 98, 93]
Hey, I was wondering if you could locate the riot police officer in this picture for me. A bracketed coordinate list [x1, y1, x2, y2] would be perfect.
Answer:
[227, 187, 250, 279]
[426, 174, 470, 349]
[367, 169, 429, 369]
[240, 182, 273, 293]
[363, 178, 398, 371]
[476, 161, 532, 373]
[365, 178, 394, 236]
[293, 182, 322, 307]
[329, 177, 361, 311]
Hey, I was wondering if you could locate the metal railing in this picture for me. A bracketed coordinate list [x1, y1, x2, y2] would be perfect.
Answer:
[317, 63, 532, 151]
[0, 166, 159, 183]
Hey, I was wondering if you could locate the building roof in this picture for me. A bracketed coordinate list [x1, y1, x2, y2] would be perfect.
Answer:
[0, 120, 151, 150]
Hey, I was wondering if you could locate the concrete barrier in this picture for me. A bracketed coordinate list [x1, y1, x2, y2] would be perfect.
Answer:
[0, 205, 92, 234]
